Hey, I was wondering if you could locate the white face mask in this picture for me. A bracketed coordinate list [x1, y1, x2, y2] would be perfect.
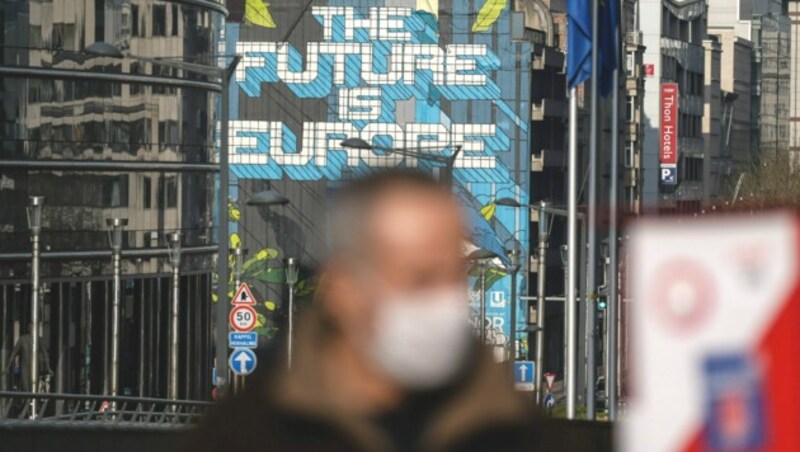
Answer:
[365, 286, 473, 390]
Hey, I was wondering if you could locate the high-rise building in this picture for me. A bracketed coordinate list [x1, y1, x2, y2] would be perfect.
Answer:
[623, 8, 647, 215]
[705, 28, 754, 197]
[0, 0, 224, 400]
[708, 0, 790, 160]
[639, 0, 709, 212]
[702, 35, 723, 203]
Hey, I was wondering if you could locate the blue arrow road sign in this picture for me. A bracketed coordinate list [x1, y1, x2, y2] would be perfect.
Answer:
[229, 348, 257, 376]
[544, 393, 556, 412]
[514, 361, 536, 391]
[229, 332, 258, 349]
[515, 361, 535, 384]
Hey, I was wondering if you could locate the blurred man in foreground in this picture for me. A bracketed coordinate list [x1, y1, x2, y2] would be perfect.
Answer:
[182, 170, 596, 452]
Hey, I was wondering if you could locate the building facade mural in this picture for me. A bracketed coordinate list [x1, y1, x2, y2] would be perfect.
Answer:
[224, 0, 532, 356]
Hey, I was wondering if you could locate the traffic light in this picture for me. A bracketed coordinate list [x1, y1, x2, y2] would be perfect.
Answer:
[597, 298, 608, 311]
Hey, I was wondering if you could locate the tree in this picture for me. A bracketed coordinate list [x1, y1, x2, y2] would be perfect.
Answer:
[732, 153, 800, 208]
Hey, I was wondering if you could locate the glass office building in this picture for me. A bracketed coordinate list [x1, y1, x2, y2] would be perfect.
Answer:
[0, 0, 225, 400]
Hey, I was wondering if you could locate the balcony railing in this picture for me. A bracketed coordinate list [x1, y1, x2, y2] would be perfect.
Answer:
[0, 392, 211, 426]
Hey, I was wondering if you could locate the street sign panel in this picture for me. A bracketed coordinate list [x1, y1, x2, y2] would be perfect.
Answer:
[231, 282, 257, 305]
[544, 393, 556, 412]
[229, 305, 257, 332]
[545, 372, 556, 392]
[228, 332, 258, 349]
[514, 361, 535, 391]
[229, 348, 257, 376]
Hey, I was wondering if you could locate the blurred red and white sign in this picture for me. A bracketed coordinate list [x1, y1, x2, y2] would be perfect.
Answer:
[644, 64, 655, 76]
[622, 213, 800, 452]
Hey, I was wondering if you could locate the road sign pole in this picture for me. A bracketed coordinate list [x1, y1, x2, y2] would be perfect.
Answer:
[232, 249, 243, 392]
[286, 258, 299, 369]
[216, 57, 241, 399]
[479, 263, 487, 344]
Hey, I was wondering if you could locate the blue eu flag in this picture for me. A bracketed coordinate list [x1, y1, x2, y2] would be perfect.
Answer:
[568, 0, 619, 97]
[567, 0, 592, 89]
[598, 0, 619, 97]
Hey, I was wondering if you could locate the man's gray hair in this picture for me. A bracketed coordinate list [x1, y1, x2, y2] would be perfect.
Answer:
[328, 169, 449, 256]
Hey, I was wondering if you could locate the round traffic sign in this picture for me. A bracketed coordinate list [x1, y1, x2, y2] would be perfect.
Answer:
[229, 348, 257, 376]
[229, 305, 257, 332]
[544, 393, 556, 412]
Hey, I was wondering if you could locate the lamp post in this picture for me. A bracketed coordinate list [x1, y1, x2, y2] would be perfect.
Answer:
[506, 248, 521, 361]
[340, 138, 463, 187]
[232, 247, 245, 288]
[244, 190, 289, 371]
[26, 196, 44, 419]
[496, 198, 584, 405]
[106, 218, 128, 400]
[560, 244, 569, 393]
[285, 257, 299, 369]
[167, 232, 182, 400]
[85, 42, 242, 397]
[534, 202, 550, 404]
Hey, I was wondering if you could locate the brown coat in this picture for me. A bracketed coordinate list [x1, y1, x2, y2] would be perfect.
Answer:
[180, 313, 609, 452]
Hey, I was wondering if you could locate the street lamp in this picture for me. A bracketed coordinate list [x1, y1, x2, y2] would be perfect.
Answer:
[496, 198, 559, 404]
[106, 218, 128, 401]
[506, 247, 521, 362]
[247, 190, 290, 207]
[167, 231, 182, 401]
[339, 138, 463, 186]
[239, 190, 291, 384]
[285, 257, 300, 369]
[85, 42, 242, 396]
[26, 196, 44, 418]
[232, 247, 247, 288]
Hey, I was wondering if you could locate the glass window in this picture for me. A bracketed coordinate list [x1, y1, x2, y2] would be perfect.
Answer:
[626, 96, 634, 122]
[168, 178, 178, 208]
[131, 4, 139, 36]
[172, 5, 180, 36]
[130, 62, 142, 95]
[159, 176, 178, 209]
[143, 176, 152, 209]
[95, 0, 105, 43]
[153, 5, 167, 36]
[103, 175, 129, 208]
[625, 141, 634, 167]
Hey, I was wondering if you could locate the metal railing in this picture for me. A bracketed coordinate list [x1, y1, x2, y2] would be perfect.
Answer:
[0, 392, 211, 426]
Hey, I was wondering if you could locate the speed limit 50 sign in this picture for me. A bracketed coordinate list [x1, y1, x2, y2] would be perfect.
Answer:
[229, 305, 257, 332]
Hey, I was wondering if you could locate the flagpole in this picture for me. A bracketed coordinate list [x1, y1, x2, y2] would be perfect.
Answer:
[566, 87, 579, 420]
[585, 0, 600, 421]
[607, 0, 622, 422]
[607, 72, 619, 419]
